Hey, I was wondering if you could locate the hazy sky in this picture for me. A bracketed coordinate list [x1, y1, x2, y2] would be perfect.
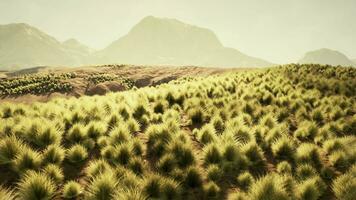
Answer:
[0, 0, 355, 63]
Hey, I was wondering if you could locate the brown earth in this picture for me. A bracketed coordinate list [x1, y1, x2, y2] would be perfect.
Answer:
[0, 65, 255, 103]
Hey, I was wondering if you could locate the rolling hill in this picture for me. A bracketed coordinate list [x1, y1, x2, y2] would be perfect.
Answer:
[298, 48, 355, 66]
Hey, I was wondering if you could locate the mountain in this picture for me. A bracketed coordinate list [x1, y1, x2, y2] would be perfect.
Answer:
[0, 23, 87, 70]
[298, 48, 355, 67]
[94, 16, 273, 67]
[352, 59, 356, 64]
[0, 17, 274, 70]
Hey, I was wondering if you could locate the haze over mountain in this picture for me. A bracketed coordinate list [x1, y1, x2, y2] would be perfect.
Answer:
[94, 16, 273, 67]
[0, 23, 90, 70]
[298, 48, 355, 66]
[352, 59, 356, 64]
[0, 16, 273, 70]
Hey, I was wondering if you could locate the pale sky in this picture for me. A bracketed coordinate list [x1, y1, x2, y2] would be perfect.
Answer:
[0, 0, 355, 63]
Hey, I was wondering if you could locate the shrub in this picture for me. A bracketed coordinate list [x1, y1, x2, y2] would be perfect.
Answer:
[127, 118, 140, 134]
[100, 145, 117, 162]
[296, 177, 325, 200]
[66, 144, 88, 163]
[87, 121, 106, 139]
[203, 181, 220, 199]
[183, 167, 203, 188]
[296, 143, 322, 168]
[168, 141, 195, 168]
[241, 142, 267, 173]
[114, 188, 148, 200]
[248, 174, 291, 200]
[43, 164, 64, 183]
[203, 144, 222, 165]
[329, 151, 350, 171]
[0, 136, 24, 165]
[17, 171, 56, 200]
[188, 108, 205, 125]
[128, 158, 145, 175]
[42, 145, 65, 165]
[130, 138, 144, 156]
[207, 164, 223, 182]
[276, 161, 292, 174]
[115, 144, 132, 165]
[13, 149, 42, 174]
[271, 136, 296, 162]
[86, 172, 118, 200]
[0, 186, 16, 200]
[237, 172, 254, 191]
[160, 177, 181, 200]
[294, 121, 318, 141]
[143, 175, 162, 198]
[85, 159, 113, 178]
[332, 165, 356, 200]
[296, 164, 317, 180]
[197, 124, 217, 145]
[109, 126, 130, 145]
[66, 124, 87, 143]
[157, 154, 177, 174]
[62, 181, 83, 199]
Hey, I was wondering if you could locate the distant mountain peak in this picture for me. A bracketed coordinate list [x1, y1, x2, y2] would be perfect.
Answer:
[298, 48, 355, 66]
[96, 16, 272, 67]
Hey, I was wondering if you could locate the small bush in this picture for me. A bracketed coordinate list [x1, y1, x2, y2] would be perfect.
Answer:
[128, 158, 145, 175]
[197, 124, 217, 145]
[188, 108, 205, 125]
[271, 136, 296, 162]
[296, 164, 317, 180]
[207, 164, 223, 182]
[296, 143, 322, 168]
[85, 159, 112, 178]
[168, 141, 195, 168]
[203, 144, 222, 165]
[42, 145, 65, 165]
[157, 154, 177, 174]
[66, 124, 87, 143]
[13, 149, 42, 174]
[203, 181, 220, 199]
[332, 165, 356, 200]
[143, 175, 161, 198]
[42, 164, 64, 183]
[86, 172, 118, 200]
[237, 172, 254, 191]
[115, 144, 132, 165]
[0, 136, 24, 165]
[248, 174, 292, 200]
[183, 167, 203, 188]
[296, 177, 325, 200]
[66, 144, 88, 163]
[17, 171, 56, 200]
[62, 181, 83, 199]
[276, 161, 292, 174]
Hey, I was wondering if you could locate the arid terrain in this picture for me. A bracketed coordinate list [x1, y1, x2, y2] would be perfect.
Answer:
[0, 65, 250, 103]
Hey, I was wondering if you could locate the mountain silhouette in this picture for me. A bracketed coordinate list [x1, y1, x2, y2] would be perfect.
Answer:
[0, 17, 274, 70]
[93, 16, 273, 67]
[0, 23, 89, 70]
[298, 48, 355, 66]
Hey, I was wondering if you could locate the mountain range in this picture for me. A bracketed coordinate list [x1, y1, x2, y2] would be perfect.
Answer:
[0, 16, 355, 70]
[0, 17, 274, 70]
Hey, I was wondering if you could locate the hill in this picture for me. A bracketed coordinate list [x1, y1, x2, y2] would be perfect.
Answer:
[298, 48, 355, 66]
[0, 23, 89, 70]
[93, 16, 273, 67]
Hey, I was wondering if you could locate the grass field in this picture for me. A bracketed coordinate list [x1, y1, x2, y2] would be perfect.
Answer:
[0, 64, 355, 200]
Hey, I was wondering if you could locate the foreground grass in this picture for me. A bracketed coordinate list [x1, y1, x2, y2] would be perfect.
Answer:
[0, 64, 355, 199]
